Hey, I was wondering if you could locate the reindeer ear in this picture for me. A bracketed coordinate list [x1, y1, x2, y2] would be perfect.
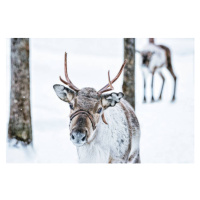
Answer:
[101, 92, 124, 109]
[53, 84, 76, 102]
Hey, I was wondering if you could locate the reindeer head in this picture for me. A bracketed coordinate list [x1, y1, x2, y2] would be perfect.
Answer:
[136, 50, 155, 67]
[53, 53, 126, 147]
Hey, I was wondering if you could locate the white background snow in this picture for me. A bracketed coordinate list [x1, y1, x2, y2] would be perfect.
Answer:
[6, 38, 194, 163]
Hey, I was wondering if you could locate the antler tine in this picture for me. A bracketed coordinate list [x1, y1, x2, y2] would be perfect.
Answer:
[64, 52, 71, 83]
[98, 70, 114, 94]
[98, 60, 127, 94]
[59, 52, 80, 92]
[108, 70, 114, 90]
[59, 76, 70, 85]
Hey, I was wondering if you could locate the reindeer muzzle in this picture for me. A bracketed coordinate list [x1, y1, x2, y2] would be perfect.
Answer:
[70, 109, 96, 130]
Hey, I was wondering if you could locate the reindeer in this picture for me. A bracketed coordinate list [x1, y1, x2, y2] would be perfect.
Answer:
[137, 39, 177, 102]
[53, 53, 141, 163]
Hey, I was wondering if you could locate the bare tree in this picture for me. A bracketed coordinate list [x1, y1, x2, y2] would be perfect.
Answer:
[122, 38, 135, 109]
[8, 38, 32, 145]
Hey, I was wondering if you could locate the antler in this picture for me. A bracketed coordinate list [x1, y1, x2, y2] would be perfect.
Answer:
[59, 52, 80, 92]
[97, 60, 127, 94]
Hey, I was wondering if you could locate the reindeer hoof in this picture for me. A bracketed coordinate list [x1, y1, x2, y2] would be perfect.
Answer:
[171, 97, 176, 102]
[143, 99, 147, 103]
[151, 97, 155, 102]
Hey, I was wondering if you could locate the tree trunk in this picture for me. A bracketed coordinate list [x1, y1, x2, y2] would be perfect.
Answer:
[8, 38, 32, 145]
[122, 38, 135, 110]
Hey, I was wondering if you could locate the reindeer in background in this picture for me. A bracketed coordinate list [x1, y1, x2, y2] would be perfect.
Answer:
[137, 38, 177, 102]
[53, 53, 141, 163]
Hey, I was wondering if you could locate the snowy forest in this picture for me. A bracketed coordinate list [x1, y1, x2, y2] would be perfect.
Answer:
[6, 38, 194, 163]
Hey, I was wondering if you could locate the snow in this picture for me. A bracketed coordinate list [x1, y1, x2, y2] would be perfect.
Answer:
[6, 38, 194, 163]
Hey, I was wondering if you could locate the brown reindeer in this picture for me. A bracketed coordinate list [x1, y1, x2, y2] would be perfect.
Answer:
[137, 38, 177, 102]
[53, 53, 141, 163]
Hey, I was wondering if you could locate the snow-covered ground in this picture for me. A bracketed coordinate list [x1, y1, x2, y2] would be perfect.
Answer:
[6, 38, 194, 163]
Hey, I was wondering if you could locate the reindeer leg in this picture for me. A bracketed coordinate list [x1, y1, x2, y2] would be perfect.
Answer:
[143, 76, 147, 103]
[151, 72, 155, 102]
[128, 153, 141, 163]
[158, 72, 165, 100]
[167, 66, 177, 101]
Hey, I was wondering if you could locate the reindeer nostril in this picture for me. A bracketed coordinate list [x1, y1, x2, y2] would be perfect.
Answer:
[71, 134, 75, 140]
[82, 136, 86, 141]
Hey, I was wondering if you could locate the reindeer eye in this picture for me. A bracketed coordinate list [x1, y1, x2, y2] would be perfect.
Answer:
[69, 104, 74, 110]
[97, 107, 102, 114]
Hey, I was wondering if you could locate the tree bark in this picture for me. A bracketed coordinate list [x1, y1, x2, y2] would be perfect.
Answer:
[8, 38, 32, 145]
[122, 38, 135, 110]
